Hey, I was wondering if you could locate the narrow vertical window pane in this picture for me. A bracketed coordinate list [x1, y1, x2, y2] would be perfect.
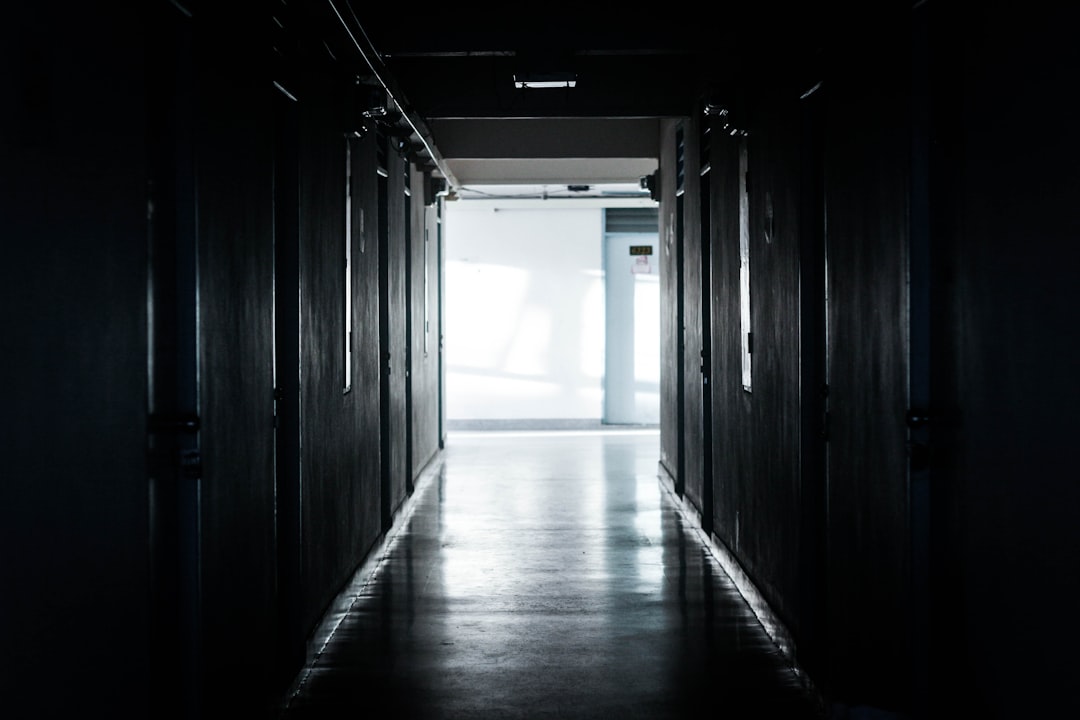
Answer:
[344, 136, 353, 393]
[739, 138, 752, 391]
[424, 222, 430, 355]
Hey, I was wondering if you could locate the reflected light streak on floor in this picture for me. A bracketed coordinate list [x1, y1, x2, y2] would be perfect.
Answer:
[281, 430, 824, 719]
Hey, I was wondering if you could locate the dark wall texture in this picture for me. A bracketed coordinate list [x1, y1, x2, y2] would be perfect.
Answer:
[659, 119, 683, 487]
[822, 73, 912, 710]
[689, 17, 917, 714]
[931, 4, 1080, 718]
[3, 3, 440, 717]
[294, 52, 382, 650]
[664, 4, 1080, 718]
[195, 4, 279, 711]
[2, 5, 151, 716]
[708, 107, 752, 589]
[349, 118, 387, 618]
[707, 86, 810, 668]
[680, 114, 708, 524]
[382, 149, 411, 521]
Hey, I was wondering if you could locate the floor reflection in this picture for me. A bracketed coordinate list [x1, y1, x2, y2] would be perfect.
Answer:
[282, 430, 823, 719]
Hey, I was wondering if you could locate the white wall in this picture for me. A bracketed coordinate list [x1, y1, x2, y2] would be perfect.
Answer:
[444, 202, 605, 421]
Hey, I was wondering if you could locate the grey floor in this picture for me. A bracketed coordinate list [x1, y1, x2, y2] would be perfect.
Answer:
[280, 429, 825, 719]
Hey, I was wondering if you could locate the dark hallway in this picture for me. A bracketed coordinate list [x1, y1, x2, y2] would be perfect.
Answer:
[5, 2, 1080, 720]
[280, 430, 822, 719]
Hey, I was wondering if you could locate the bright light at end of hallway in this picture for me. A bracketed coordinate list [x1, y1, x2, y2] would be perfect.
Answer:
[445, 260, 530, 369]
[581, 275, 605, 378]
[504, 305, 553, 375]
[447, 373, 603, 420]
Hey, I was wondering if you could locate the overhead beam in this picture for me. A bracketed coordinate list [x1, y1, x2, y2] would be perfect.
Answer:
[443, 158, 658, 187]
[428, 118, 661, 160]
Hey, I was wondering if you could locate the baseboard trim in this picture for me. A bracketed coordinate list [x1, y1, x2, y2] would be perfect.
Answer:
[282, 450, 446, 709]
[656, 460, 816, 701]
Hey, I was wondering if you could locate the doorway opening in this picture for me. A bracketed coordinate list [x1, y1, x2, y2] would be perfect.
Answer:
[442, 187, 659, 431]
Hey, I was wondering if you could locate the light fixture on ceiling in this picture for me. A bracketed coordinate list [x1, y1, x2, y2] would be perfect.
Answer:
[513, 71, 577, 89]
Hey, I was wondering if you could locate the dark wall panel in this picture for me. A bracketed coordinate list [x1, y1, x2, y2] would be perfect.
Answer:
[796, 86, 828, 683]
[746, 96, 805, 629]
[410, 169, 441, 476]
[823, 77, 911, 710]
[704, 52, 913, 713]
[1, 6, 150, 715]
[709, 122, 750, 566]
[681, 116, 707, 519]
[934, 6, 1080, 717]
[707, 90, 810, 660]
[384, 152, 410, 518]
[295, 65, 381, 640]
[351, 125, 385, 600]
[195, 7, 277, 710]
[659, 120, 683, 483]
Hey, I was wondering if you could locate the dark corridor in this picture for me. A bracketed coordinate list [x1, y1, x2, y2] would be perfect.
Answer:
[4, 3, 1080, 720]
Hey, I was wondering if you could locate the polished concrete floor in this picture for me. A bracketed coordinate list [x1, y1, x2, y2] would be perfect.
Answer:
[280, 429, 825, 719]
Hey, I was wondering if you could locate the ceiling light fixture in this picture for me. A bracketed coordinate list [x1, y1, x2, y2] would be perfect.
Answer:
[513, 72, 577, 89]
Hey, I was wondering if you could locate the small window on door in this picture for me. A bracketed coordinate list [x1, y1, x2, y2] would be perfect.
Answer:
[343, 135, 353, 394]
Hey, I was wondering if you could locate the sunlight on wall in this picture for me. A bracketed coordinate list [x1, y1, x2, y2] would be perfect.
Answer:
[635, 274, 661, 421]
[504, 304, 553, 376]
[581, 270, 606, 380]
[445, 261, 532, 370]
[445, 205, 605, 421]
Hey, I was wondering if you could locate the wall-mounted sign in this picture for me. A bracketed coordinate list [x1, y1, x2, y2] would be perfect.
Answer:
[632, 255, 652, 274]
[629, 245, 653, 256]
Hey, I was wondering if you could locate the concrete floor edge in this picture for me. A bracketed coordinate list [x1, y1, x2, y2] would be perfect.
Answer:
[655, 460, 825, 711]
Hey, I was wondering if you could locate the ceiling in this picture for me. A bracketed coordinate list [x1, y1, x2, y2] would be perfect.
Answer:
[321, 2, 837, 195]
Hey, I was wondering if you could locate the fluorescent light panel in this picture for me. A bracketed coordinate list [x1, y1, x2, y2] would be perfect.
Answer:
[513, 73, 576, 89]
